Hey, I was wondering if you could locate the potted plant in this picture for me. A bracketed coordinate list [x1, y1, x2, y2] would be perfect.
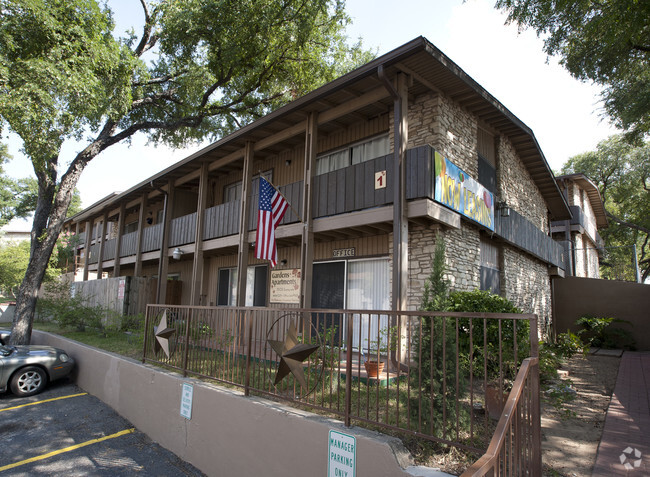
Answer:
[363, 325, 401, 378]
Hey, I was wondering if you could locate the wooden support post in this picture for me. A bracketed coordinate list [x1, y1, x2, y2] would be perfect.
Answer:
[191, 162, 209, 305]
[236, 142, 254, 306]
[82, 219, 92, 281]
[114, 203, 125, 277]
[96, 212, 108, 279]
[157, 181, 173, 304]
[74, 221, 81, 273]
[300, 112, 317, 309]
[134, 194, 147, 277]
[391, 73, 409, 312]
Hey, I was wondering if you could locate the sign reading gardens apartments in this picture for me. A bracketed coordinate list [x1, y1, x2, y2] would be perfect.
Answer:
[434, 151, 495, 231]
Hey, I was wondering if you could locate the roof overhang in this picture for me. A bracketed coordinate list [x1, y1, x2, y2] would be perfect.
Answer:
[69, 36, 571, 222]
[556, 173, 608, 228]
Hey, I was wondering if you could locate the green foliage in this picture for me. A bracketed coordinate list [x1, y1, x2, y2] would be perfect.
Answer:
[36, 281, 109, 332]
[410, 238, 468, 437]
[0, 145, 37, 227]
[0, 240, 59, 298]
[549, 331, 584, 360]
[367, 325, 402, 358]
[576, 315, 636, 350]
[118, 313, 145, 333]
[561, 136, 650, 282]
[496, 0, 650, 140]
[538, 331, 583, 385]
[0, 0, 373, 343]
[448, 290, 528, 384]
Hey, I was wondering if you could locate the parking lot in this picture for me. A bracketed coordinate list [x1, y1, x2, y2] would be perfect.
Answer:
[0, 380, 205, 476]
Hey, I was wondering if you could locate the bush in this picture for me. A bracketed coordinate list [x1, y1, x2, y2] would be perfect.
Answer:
[576, 315, 636, 350]
[37, 281, 109, 332]
[410, 238, 467, 438]
[447, 290, 528, 385]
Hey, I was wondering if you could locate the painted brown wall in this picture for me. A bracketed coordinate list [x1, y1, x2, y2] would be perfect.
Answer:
[32, 331, 419, 477]
[553, 277, 650, 350]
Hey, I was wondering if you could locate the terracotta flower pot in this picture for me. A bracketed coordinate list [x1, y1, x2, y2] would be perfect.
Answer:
[364, 360, 385, 378]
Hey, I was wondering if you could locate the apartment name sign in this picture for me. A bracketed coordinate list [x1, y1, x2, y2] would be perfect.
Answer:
[434, 151, 494, 231]
[270, 268, 301, 304]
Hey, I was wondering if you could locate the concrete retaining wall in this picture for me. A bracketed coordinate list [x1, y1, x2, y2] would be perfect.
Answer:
[31, 331, 430, 477]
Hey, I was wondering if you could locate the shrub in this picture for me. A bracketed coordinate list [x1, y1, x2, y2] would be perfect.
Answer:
[576, 315, 636, 350]
[37, 281, 108, 332]
[410, 238, 467, 438]
[447, 289, 528, 385]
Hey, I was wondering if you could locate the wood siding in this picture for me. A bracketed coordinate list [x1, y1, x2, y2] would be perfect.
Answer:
[83, 145, 564, 275]
[495, 209, 564, 268]
[170, 212, 197, 247]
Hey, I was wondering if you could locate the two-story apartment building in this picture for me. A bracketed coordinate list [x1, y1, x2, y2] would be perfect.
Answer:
[551, 173, 607, 278]
[64, 37, 571, 336]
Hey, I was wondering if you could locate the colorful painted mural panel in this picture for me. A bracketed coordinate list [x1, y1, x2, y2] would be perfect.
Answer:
[434, 151, 495, 231]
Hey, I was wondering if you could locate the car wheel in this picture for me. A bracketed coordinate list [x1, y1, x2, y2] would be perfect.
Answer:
[10, 366, 48, 397]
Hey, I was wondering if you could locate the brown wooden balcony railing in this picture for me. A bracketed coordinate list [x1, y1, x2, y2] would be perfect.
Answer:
[81, 145, 562, 276]
[142, 305, 540, 462]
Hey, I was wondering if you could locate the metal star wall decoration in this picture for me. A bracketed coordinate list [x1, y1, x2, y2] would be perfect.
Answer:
[268, 321, 319, 389]
[154, 310, 176, 358]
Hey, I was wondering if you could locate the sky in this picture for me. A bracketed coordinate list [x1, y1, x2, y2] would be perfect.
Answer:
[2, 0, 619, 228]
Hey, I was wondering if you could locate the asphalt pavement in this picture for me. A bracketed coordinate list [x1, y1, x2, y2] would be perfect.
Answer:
[0, 379, 206, 476]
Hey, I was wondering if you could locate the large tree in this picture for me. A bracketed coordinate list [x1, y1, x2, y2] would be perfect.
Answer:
[0, 0, 372, 344]
[495, 0, 650, 141]
[561, 135, 650, 282]
[0, 144, 38, 226]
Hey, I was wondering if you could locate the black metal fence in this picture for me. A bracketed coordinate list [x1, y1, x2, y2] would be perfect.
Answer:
[143, 305, 540, 455]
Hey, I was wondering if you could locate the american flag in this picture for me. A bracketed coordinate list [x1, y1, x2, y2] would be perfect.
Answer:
[255, 177, 289, 267]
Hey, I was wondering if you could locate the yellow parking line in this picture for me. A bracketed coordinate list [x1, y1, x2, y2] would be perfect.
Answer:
[0, 392, 88, 412]
[0, 428, 135, 471]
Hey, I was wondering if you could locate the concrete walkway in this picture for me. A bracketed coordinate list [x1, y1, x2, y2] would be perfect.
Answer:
[592, 352, 650, 476]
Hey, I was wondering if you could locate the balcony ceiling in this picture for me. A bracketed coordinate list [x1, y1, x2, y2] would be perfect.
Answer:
[71, 36, 570, 223]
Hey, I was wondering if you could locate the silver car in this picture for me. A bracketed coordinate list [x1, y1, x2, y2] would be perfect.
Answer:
[0, 344, 75, 397]
[0, 329, 10, 345]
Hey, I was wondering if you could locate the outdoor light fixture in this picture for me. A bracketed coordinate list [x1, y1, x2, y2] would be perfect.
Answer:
[280, 259, 288, 266]
[285, 159, 292, 166]
[172, 248, 183, 260]
[497, 201, 510, 217]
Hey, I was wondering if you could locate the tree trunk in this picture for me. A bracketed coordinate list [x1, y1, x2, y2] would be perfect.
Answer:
[10, 174, 75, 345]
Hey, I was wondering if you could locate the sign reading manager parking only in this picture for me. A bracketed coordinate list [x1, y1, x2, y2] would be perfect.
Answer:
[328, 430, 356, 477]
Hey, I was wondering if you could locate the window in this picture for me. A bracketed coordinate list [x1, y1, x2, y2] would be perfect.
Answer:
[480, 236, 501, 294]
[217, 265, 268, 306]
[311, 258, 390, 351]
[316, 135, 389, 175]
[224, 170, 273, 203]
[124, 221, 138, 234]
[478, 127, 496, 193]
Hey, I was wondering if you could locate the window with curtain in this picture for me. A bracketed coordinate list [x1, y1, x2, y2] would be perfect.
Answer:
[316, 134, 389, 176]
[217, 265, 268, 306]
[346, 258, 390, 351]
[223, 170, 273, 203]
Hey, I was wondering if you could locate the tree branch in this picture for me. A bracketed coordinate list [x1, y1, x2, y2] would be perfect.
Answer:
[134, 0, 157, 57]
[605, 209, 650, 235]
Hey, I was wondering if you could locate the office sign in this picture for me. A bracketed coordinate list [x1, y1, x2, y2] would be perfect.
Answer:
[434, 151, 494, 231]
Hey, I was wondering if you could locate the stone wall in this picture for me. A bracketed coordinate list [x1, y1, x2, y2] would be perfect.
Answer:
[496, 136, 549, 233]
[407, 222, 481, 310]
[402, 89, 554, 329]
[502, 245, 551, 337]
